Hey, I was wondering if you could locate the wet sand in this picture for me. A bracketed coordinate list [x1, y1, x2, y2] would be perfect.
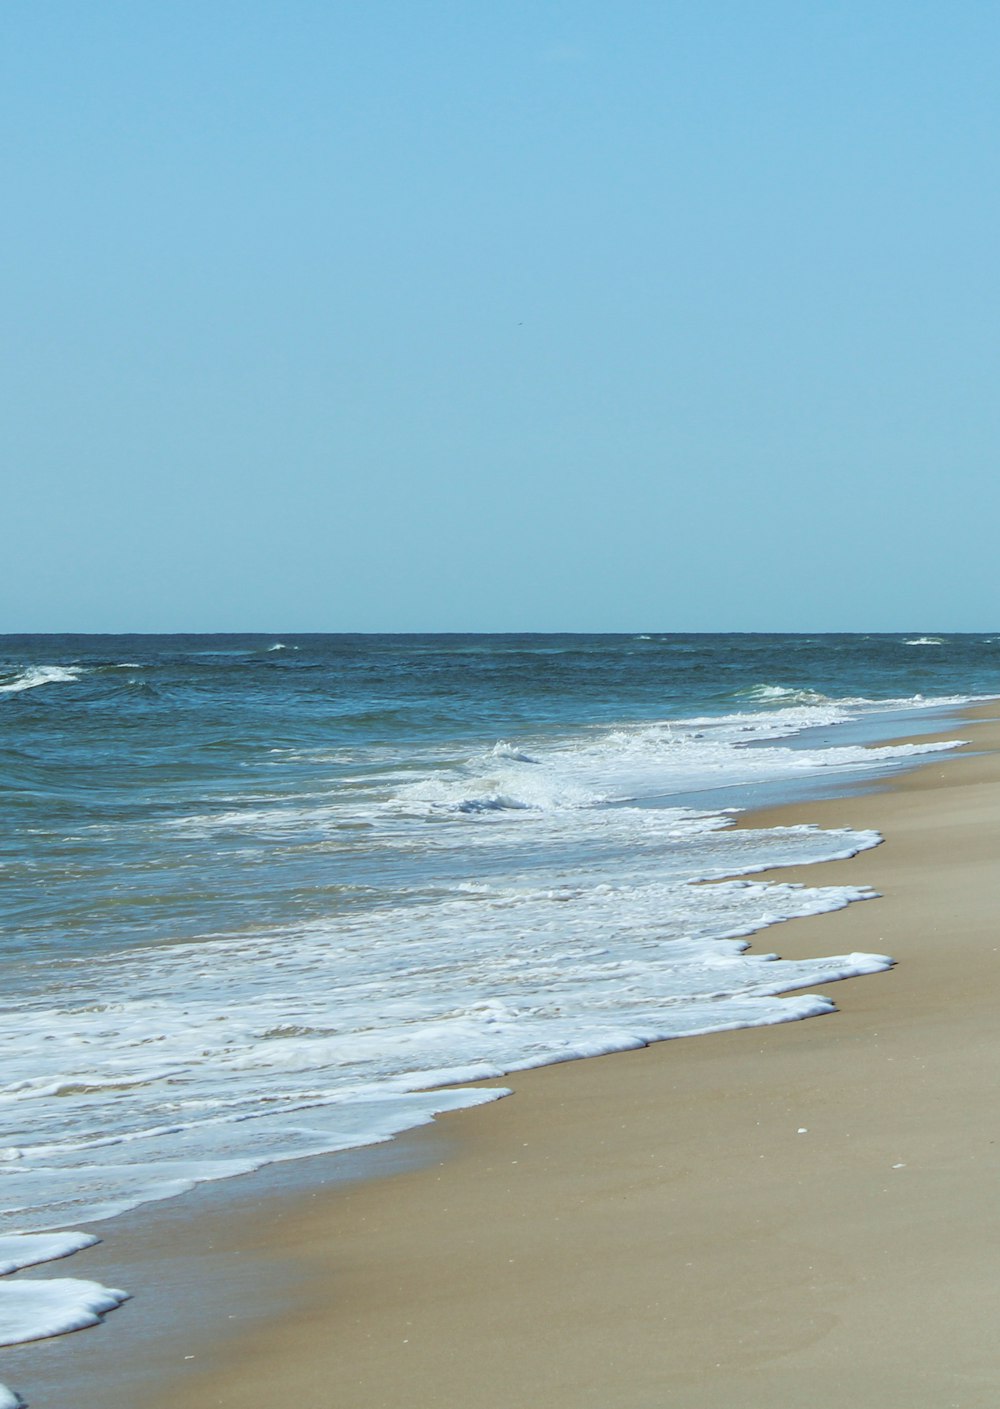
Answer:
[11, 707, 1000, 1408]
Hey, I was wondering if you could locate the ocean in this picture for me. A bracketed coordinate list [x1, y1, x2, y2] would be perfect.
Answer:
[0, 632, 996, 1390]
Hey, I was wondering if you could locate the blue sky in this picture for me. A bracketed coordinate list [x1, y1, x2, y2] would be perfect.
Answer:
[4, 1, 999, 631]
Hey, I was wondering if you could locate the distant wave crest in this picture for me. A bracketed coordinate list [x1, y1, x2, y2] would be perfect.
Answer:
[0, 666, 85, 696]
[738, 684, 831, 706]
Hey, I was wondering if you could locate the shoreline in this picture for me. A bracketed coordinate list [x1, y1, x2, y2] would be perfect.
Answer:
[9, 705, 1000, 1407]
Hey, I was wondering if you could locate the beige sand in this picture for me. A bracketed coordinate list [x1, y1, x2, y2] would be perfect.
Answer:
[21, 709, 1000, 1407]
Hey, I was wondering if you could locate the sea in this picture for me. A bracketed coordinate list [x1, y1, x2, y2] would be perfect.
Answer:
[1, 631, 997, 1399]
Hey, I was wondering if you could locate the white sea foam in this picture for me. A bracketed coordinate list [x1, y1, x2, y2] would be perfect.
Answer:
[0, 1232, 98, 1276]
[0, 812, 888, 1241]
[904, 637, 945, 646]
[376, 711, 962, 822]
[0, 1278, 129, 1346]
[0, 666, 85, 695]
[0, 1383, 24, 1408]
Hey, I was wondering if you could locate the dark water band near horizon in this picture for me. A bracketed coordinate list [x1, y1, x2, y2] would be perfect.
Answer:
[1, 632, 997, 1403]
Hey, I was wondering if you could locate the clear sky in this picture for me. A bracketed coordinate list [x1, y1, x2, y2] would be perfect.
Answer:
[4, 1, 999, 632]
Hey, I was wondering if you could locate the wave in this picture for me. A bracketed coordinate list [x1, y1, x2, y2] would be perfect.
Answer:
[0, 666, 85, 696]
[491, 741, 539, 764]
[904, 637, 945, 646]
[738, 684, 831, 706]
[457, 795, 533, 813]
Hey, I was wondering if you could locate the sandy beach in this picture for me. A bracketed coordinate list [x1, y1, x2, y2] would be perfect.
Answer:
[12, 706, 1000, 1409]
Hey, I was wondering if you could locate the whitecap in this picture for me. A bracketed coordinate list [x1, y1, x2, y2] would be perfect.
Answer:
[490, 741, 539, 764]
[456, 795, 533, 814]
[0, 666, 84, 695]
[739, 684, 830, 705]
